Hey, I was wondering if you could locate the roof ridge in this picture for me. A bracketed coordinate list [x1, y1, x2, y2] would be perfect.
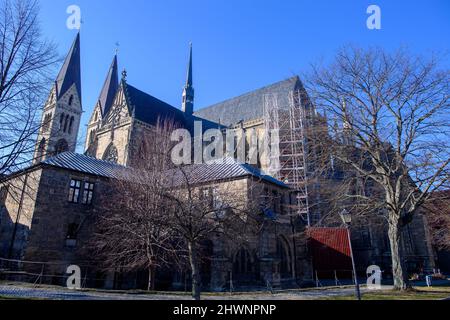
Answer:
[44, 151, 126, 168]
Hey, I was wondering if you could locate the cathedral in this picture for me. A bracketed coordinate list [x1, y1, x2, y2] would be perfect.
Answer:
[0, 33, 435, 290]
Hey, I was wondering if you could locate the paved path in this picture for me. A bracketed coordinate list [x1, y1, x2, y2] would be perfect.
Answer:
[0, 284, 372, 300]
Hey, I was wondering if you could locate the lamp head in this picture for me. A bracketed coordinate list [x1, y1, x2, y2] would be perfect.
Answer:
[340, 209, 352, 226]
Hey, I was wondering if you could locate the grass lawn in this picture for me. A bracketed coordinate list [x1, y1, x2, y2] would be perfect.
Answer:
[324, 287, 450, 300]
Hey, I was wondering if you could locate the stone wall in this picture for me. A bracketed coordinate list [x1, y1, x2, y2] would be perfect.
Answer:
[0, 169, 42, 260]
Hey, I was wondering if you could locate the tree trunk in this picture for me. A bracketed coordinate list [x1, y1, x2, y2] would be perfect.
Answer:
[147, 265, 155, 291]
[188, 241, 201, 300]
[388, 221, 410, 290]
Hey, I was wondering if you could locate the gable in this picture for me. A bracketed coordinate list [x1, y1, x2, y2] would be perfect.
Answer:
[104, 85, 131, 125]
[58, 84, 82, 112]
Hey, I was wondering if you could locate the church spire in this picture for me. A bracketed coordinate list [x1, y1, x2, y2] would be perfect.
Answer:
[186, 43, 193, 88]
[55, 32, 81, 101]
[182, 43, 194, 115]
[97, 54, 119, 116]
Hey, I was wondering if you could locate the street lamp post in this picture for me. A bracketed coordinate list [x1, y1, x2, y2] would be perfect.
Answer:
[340, 209, 362, 301]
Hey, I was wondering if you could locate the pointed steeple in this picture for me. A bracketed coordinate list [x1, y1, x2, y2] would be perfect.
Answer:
[186, 43, 193, 87]
[97, 54, 119, 116]
[56, 32, 81, 100]
[182, 43, 194, 115]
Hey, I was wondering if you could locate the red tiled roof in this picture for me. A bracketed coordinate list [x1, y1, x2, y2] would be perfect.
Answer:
[308, 228, 352, 273]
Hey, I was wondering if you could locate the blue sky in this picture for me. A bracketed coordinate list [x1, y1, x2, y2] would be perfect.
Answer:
[38, 0, 450, 141]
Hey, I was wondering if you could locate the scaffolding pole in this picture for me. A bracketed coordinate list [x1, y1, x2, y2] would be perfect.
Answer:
[264, 90, 311, 226]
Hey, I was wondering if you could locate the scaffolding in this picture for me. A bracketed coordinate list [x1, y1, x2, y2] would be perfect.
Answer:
[264, 90, 311, 226]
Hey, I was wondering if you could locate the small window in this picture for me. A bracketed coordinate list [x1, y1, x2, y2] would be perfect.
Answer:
[65, 223, 79, 248]
[82, 182, 95, 205]
[200, 188, 214, 208]
[68, 179, 81, 203]
[66, 223, 79, 240]
[68, 95, 74, 106]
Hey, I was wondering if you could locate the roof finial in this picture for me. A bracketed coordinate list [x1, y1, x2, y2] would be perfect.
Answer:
[115, 42, 120, 55]
[121, 69, 127, 82]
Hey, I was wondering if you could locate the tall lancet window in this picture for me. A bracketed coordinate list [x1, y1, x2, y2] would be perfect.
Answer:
[36, 138, 46, 162]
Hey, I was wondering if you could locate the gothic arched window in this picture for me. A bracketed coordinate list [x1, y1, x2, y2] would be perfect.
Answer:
[60, 113, 65, 130]
[36, 138, 46, 162]
[68, 95, 74, 106]
[42, 113, 52, 133]
[55, 139, 69, 155]
[88, 130, 97, 145]
[86, 130, 98, 157]
[64, 115, 70, 133]
[233, 248, 253, 275]
[68, 116, 75, 134]
[102, 144, 118, 163]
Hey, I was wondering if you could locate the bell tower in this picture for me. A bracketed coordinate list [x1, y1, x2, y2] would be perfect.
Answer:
[33, 33, 82, 164]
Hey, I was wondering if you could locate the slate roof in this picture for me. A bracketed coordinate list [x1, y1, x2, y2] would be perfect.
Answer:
[56, 33, 82, 100]
[168, 158, 289, 188]
[42, 152, 126, 178]
[41, 152, 288, 188]
[194, 76, 302, 126]
[124, 82, 187, 126]
[98, 55, 119, 116]
[121, 81, 223, 134]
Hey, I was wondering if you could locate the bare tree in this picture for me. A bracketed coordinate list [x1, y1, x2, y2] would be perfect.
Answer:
[0, 0, 58, 175]
[306, 46, 450, 290]
[162, 165, 262, 300]
[91, 120, 182, 291]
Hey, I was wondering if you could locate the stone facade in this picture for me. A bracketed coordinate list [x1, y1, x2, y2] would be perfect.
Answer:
[0, 165, 108, 284]
[0, 160, 312, 290]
